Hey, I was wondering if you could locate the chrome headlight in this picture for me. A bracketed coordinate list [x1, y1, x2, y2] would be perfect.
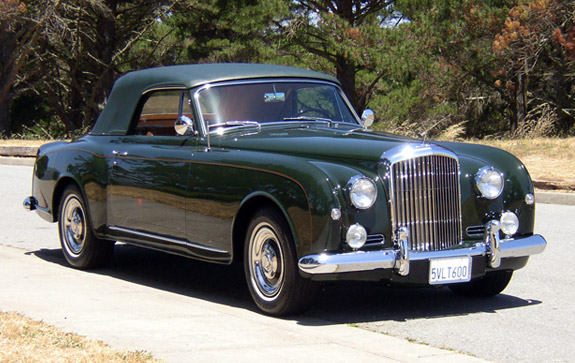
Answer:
[475, 166, 504, 199]
[348, 176, 377, 209]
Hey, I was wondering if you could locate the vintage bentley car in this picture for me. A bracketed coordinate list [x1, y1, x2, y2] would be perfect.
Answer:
[24, 64, 546, 315]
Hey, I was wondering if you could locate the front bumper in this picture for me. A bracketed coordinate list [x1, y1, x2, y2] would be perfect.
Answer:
[298, 223, 546, 276]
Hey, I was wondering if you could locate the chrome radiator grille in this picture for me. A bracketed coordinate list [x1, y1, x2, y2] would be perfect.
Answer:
[389, 154, 462, 252]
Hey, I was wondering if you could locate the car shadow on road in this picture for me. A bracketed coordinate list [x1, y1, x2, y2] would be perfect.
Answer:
[304, 282, 541, 325]
[27, 245, 541, 326]
[26, 244, 254, 312]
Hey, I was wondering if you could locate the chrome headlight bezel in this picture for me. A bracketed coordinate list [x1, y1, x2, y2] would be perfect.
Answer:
[348, 176, 377, 209]
[475, 166, 504, 199]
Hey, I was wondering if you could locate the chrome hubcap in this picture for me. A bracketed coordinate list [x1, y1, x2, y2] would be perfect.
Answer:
[62, 196, 86, 255]
[249, 223, 284, 299]
[261, 244, 279, 280]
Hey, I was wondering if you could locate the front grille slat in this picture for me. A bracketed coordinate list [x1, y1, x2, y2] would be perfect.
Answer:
[441, 157, 448, 249]
[443, 157, 448, 249]
[390, 152, 462, 252]
[429, 156, 437, 251]
[415, 158, 424, 249]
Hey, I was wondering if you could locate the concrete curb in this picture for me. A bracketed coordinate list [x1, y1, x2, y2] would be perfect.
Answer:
[0, 146, 38, 166]
[0, 146, 38, 157]
[536, 191, 575, 206]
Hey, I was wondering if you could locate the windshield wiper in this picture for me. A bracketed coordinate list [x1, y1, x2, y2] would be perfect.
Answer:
[283, 117, 334, 127]
[283, 116, 332, 122]
[208, 121, 261, 131]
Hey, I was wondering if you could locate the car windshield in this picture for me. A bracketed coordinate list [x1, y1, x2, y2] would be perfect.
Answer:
[195, 81, 359, 131]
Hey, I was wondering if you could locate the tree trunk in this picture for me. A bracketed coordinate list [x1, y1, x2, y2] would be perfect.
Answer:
[336, 55, 358, 112]
[0, 96, 11, 137]
[87, 0, 117, 127]
[511, 73, 527, 132]
[0, 23, 16, 137]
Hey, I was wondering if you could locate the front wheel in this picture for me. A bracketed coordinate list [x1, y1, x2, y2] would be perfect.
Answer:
[449, 270, 513, 297]
[58, 185, 114, 269]
[244, 208, 316, 316]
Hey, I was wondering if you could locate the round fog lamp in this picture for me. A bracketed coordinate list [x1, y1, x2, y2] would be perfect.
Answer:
[346, 224, 367, 249]
[500, 211, 519, 236]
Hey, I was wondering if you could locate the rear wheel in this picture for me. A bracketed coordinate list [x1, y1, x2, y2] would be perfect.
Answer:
[58, 185, 114, 269]
[244, 208, 316, 316]
[449, 270, 513, 297]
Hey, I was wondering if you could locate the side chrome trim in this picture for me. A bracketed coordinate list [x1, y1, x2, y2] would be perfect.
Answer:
[298, 234, 547, 275]
[108, 226, 229, 254]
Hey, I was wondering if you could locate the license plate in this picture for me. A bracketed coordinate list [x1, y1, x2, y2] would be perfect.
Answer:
[429, 257, 472, 285]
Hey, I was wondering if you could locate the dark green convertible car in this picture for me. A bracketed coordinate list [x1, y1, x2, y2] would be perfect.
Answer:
[24, 64, 546, 315]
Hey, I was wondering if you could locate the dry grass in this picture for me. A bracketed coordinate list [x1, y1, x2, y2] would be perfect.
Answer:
[0, 311, 160, 363]
[474, 137, 575, 192]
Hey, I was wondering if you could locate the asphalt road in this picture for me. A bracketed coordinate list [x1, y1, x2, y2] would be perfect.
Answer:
[2, 164, 573, 362]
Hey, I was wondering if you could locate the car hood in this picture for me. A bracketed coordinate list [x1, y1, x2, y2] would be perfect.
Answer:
[213, 126, 509, 168]
[215, 127, 413, 161]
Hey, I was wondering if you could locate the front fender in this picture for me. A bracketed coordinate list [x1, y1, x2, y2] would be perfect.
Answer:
[308, 160, 392, 252]
[442, 141, 536, 237]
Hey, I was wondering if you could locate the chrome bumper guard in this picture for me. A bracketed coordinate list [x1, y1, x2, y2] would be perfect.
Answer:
[298, 227, 547, 275]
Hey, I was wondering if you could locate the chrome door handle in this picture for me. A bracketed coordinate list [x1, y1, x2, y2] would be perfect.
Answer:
[112, 150, 128, 157]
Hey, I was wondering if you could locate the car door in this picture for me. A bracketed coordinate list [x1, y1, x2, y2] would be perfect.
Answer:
[107, 89, 197, 242]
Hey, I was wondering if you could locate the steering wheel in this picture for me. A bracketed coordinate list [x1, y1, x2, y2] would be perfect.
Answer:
[296, 108, 332, 119]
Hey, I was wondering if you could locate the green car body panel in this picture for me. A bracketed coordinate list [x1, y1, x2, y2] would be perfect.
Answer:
[26, 64, 546, 314]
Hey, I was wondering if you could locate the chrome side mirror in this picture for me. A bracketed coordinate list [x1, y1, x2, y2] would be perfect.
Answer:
[361, 108, 374, 128]
[175, 115, 195, 136]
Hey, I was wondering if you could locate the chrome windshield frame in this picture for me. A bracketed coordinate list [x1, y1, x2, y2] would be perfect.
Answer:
[191, 78, 362, 149]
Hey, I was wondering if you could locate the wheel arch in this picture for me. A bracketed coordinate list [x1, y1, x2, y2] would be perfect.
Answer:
[52, 176, 82, 223]
[53, 176, 112, 243]
[231, 193, 297, 265]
